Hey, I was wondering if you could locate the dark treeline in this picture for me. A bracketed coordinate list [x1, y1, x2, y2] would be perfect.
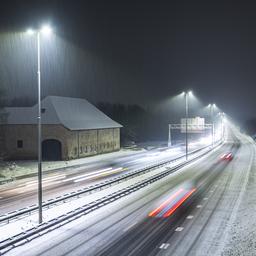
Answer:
[242, 119, 256, 136]
[0, 89, 8, 122]
[0, 89, 6, 108]
[1, 95, 169, 143]
[97, 102, 167, 144]
[4, 96, 36, 107]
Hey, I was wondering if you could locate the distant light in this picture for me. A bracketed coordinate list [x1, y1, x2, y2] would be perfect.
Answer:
[188, 91, 193, 96]
[208, 104, 212, 107]
[27, 28, 35, 35]
[213, 103, 216, 108]
[40, 25, 52, 35]
[181, 91, 185, 96]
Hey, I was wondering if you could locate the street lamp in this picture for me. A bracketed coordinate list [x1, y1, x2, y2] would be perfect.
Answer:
[183, 91, 192, 160]
[27, 24, 52, 224]
[219, 112, 225, 142]
[208, 103, 216, 147]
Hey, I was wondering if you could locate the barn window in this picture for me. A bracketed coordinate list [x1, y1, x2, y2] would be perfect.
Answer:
[17, 140, 23, 148]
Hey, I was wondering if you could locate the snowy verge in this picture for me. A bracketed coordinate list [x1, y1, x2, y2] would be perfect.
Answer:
[0, 144, 218, 243]
[220, 132, 256, 255]
[0, 149, 144, 182]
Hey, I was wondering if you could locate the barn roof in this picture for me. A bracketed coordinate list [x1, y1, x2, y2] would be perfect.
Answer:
[2, 96, 122, 130]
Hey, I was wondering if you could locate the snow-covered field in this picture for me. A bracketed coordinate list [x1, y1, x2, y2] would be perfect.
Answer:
[2, 127, 256, 255]
[0, 148, 144, 182]
[221, 139, 256, 255]
[0, 145, 213, 242]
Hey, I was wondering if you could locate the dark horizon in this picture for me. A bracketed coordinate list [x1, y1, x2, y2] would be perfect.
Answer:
[1, 0, 256, 123]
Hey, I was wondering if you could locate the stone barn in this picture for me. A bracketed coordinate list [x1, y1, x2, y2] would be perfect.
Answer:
[0, 96, 122, 160]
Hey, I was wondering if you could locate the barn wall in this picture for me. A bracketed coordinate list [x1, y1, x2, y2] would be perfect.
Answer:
[68, 128, 121, 159]
[1, 125, 68, 160]
[1, 125, 121, 160]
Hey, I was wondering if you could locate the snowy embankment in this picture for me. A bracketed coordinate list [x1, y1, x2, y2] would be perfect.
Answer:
[0, 145, 213, 243]
[220, 133, 256, 256]
[0, 148, 144, 182]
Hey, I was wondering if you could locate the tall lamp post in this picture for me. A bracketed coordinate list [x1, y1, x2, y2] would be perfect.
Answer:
[27, 25, 52, 224]
[209, 103, 216, 148]
[183, 91, 192, 160]
[220, 112, 225, 142]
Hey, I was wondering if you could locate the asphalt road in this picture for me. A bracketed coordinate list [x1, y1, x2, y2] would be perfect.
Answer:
[95, 141, 240, 256]
[0, 142, 206, 214]
[7, 128, 254, 256]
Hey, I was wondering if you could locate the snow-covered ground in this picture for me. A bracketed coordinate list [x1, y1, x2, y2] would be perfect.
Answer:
[221, 135, 256, 256]
[0, 148, 145, 182]
[0, 145, 214, 242]
[3, 125, 256, 255]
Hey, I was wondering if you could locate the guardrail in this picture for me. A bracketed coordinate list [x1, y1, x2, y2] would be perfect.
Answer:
[0, 144, 220, 255]
[0, 144, 220, 225]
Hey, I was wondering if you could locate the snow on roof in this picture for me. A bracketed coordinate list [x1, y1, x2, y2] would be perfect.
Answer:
[2, 96, 122, 130]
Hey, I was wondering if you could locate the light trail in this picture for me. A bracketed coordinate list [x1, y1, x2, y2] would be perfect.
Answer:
[148, 188, 184, 217]
[163, 188, 196, 218]
[149, 188, 196, 218]
[74, 167, 124, 182]
[61, 167, 113, 182]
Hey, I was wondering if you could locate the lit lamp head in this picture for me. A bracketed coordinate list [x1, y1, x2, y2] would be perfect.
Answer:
[26, 28, 35, 35]
[26, 25, 53, 36]
[40, 25, 52, 35]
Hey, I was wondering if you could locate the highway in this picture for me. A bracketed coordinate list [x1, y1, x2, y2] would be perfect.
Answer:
[4, 126, 255, 256]
[0, 142, 206, 214]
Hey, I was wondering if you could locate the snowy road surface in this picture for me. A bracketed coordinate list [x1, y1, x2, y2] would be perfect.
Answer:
[3, 126, 256, 255]
[0, 143, 206, 214]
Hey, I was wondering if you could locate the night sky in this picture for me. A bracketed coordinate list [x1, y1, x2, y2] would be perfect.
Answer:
[0, 0, 256, 122]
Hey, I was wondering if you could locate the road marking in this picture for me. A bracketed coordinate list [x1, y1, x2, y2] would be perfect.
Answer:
[163, 243, 170, 249]
[159, 243, 165, 249]
[186, 215, 194, 219]
[175, 227, 184, 232]
[210, 190, 214, 193]
[159, 243, 170, 249]
[123, 221, 137, 232]
[203, 197, 208, 200]
[196, 205, 202, 208]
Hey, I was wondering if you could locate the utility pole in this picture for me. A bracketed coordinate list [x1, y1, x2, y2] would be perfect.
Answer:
[168, 124, 171, 147]
[27, 25, 52, 224]
[185, 92, 189, 160]
[37, 31, 43, 224]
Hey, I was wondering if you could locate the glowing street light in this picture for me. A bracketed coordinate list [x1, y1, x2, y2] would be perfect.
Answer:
[184, 91, 193, 160]
[26, 28, 34, 35]
[27, 24, 53, 224]
[41, 25, 52, 35]
[208, 103, 217, 147]
[219, 112, 225, 142]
